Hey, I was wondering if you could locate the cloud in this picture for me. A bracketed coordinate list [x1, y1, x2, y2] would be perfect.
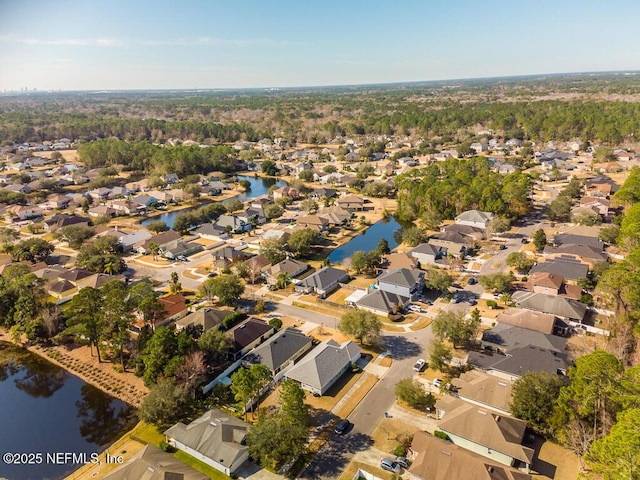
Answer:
[0, 35, 123, 47]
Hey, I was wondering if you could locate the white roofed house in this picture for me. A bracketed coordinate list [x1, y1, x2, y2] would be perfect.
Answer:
[454, 210, 494, 230]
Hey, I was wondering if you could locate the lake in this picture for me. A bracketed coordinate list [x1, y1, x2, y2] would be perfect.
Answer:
[0, 342, 136, 480]
[140, 175, 285, 228]
[328, 215, 410, 263]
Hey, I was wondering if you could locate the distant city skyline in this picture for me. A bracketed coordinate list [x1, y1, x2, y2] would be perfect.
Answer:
[2, 0, 640, 91]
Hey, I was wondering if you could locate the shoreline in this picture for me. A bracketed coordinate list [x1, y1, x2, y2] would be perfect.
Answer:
[0, 328, 147, 409]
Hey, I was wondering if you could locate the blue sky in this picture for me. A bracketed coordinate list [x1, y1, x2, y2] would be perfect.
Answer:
[1, 0, 639, 91]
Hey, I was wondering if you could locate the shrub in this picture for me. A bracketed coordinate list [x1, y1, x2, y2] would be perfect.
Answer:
[392, 445, 407, 457]
[159, 440, 172, 452]
[222, 311, 247, 330]
[434, 430, 449, 441]
[268, 318, 283, 330]
[486, 299, 498, 309]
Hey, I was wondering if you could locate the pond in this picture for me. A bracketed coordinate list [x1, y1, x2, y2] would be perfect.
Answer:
[0, 342, 136, 480]
[328, 215, 411, 263]
[140, 175, 285, 228]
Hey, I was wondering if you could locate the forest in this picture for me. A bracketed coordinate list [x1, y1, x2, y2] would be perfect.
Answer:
[3, 73, 640, 146]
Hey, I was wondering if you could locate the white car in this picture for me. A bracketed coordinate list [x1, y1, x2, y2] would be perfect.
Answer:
[413, 359, 426, 372]
[408, 304, 422, 313]
[433, 378, 442, 388]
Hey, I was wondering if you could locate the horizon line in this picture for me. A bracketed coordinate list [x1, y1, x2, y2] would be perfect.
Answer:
[2, 69, 640, 95]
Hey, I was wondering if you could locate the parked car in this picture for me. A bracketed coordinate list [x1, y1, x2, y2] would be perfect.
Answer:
[380, 459, 401, 473]
[499, 244, 507, 250]
[408, 304, 422, 313]
[413, 358, 426, 372]
[395, 456, 411, 468]
[433, 378, 442, 388]
[334, 419, 350, 435]
[207, 271, 218, 277]
[467, 277, 477, 285]
[468, 299, 477, 306]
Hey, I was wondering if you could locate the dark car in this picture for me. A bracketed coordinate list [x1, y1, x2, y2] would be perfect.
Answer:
[499, 244, 507, 250]
[468, 277, 477, 285]
[335, 419, 350, 435]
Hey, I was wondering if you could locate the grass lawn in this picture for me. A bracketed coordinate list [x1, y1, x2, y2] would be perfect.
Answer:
[174, 450, 230, 479]
[131, 421, 164, 445]
[409, 316, 433, 331]
[292, 301, 341, 318]
[371, 417, 420, 453]
[338, 461, 395, 480]
[334, 373, 378, 419]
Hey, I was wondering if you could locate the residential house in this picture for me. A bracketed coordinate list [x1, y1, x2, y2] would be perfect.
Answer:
[529, 258, 589, 282]
[47, 279, 77, 299]
[410, 243, 446, 267]
[335, 194, 366, 212]
[511, 291, 587, 322]
[246, 254, 271, 277]
[43, 213, 90, 232]
[436, 397, 534, 470]
[139, 230, 182, 254]
[261, 228, 290, 244]
[8, 205, 43, 221]
[124, 178, 149, 192]
[272, 186, 301, 200]
[496, 308, 563, 336]
[244, 328, 313, 374]
[542, 244, 607, 267]
[58, 268, 94, 285]
[309, 188, 337, 201]
[295, 266, 348, 298]
[212, 246, 249, 267]
[440, 223, 485, 241]
[263, 258, 308, 285]
[455, 210, 494, 229]
[153, 293, 188, 328]
[408, 431, 532, 480]
[579, 196, 610, 216]
[216, 214, 251, 234]
[450, 370, 514, 417]
[528, 272, 582, 300]
[119, 230, 153, 252]
[87, 205, 117, 218]
[317, 210, 349, 228]
[131, 194, 158, 209]
[76, 273, 123, 289]
[374, 160, 395, 176]
[378, 252, 420, 272]
[103, 444, 207, 480]
[228, 318, 276, 361]
[89, 187, 112, 201]
[467, 344, 571, 381]
[295, 215, 329, 231]
[163, 173, 180, 184]
[175, 307, 227, 332]
[376, 268, 424, 301]
[597, 162, 624, 173]
[480, 324, 568, 355]
[355, 289, 409, 316]
[553, 234, 604, 251]
[109, 199, 140, 215]
[193, 223, 229, 241]
[285, 339, 361, 396]
[165, 409, 251, 476]
[44, 194, 71, 210]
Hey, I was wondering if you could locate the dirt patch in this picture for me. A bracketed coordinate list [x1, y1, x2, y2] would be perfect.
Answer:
[339, 461, 395, 480]
[304, 370, 364, 420]
[409, 316, 433, 331]
[291, 301, 342, 318]
[324, 287, 355, 305]
[531, 440, 581, 480]
[378, 356, 393, 367]
[371, 418, 418, 454]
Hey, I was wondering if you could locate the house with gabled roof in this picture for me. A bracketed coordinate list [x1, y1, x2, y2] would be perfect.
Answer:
[103, 444, 207, 480]
[285, 339, 361, 396]
[435, 397, 534, 470]
[495, 308, 559, 336]
[455, 210, 494, 229]
[410, 243, 447, 267]
[377, 267, 424, 300]
[335, 194, 366, 211]
[228, 318, 276, 361]
[511, 291, 587, 322]
[263, 258, 308, 285]
[480, 324, 568, 355]
[529, 258, 589, 282]
[355, 289, 409, 316]
[294, 266, 348, 298]
[467, 344, 571, 380]
[175, 307, 227, 333]
[243, 328, 312, 374]
[164, 408, 251, 476]
[408, 431, 532, 480]
[450, 370, 514, 416]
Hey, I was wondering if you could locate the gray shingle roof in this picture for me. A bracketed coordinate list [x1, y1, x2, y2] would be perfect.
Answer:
[554, 234, 604, 250]
[530, 258, 589, 281]
[356, 289, 409, 314]
[244, 328, 312, 372]
[468, 345, 571, 378]
[229, 318, 275, 352]
[512, 291, 587, 320]
[298, 267, 348, 291]
[164, 409, 250, 470]
[377, 268, 424, 288]
[455, 210, 494, 223]
[285, 339, 361, 391]
[481, 324, 567, 353]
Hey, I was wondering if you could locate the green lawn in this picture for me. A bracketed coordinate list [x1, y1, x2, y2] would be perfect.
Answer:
[174, 450, 231, 479]
[130, 422, 164, 445]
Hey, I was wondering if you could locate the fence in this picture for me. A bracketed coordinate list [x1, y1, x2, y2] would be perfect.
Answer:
[202, 358, 243, 394]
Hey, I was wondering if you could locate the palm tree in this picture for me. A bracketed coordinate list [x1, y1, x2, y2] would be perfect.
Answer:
[148, 242, 160, 261]
[103, 261, 116, 275]
[275, 272, 291, 290]
[169, 271, 182, 294]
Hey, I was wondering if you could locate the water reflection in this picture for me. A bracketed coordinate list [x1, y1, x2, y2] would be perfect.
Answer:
[76, 384, 135, 446]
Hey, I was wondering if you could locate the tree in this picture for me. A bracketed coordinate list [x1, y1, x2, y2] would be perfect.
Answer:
[198, 328, 231, 366]
[148, 242, 160, 261]
[395, 378, 436, 412]
[487, 215, 512, 234]
[350, 251, 367, 275]
[260, 238, 287, 265]
[599, 224, 620, 245]
[587, 408, 640, 480]
[532, 229, 547, 252]
[261, 160, 279, 176]
[298, 170, 314, 182]
[274, 272, 291, 290]
[300, 198, 318, 214]
[238, 179, 252, 191]
[206, 274, 245, 306]
[263, 203, 284, 220]
[400, 226, 427, 247]
[432, 310, 479, 348]
[100, 280, 133, 371]
[142, 326, 178, 385]
[138, 377, 190, 428]
[145, 221, 169, 234]
[231, 364, 272, 418]
[510, 372, 566, 436]
[506, 251, 535, 273]
[168, 271, 182, 294]
[198, 277, 217, 304]
[338, 310, 381, 345]
[224, 198, 244, 213]
[376, 238, 390, 255]
[247, 412, 308, 471]
[479, 272, 515, 293]
[175, 351, 207, 397]
[64, 287, 104, 362]
[279, 379, 309, 425]
[287, 228, 318, 258]
[10, 238, 54, 263]
[427, 268, 453, 292]
[429, 340, 453, 371]
[54, 225, 96, 249]
[547, 196, 572, 221]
